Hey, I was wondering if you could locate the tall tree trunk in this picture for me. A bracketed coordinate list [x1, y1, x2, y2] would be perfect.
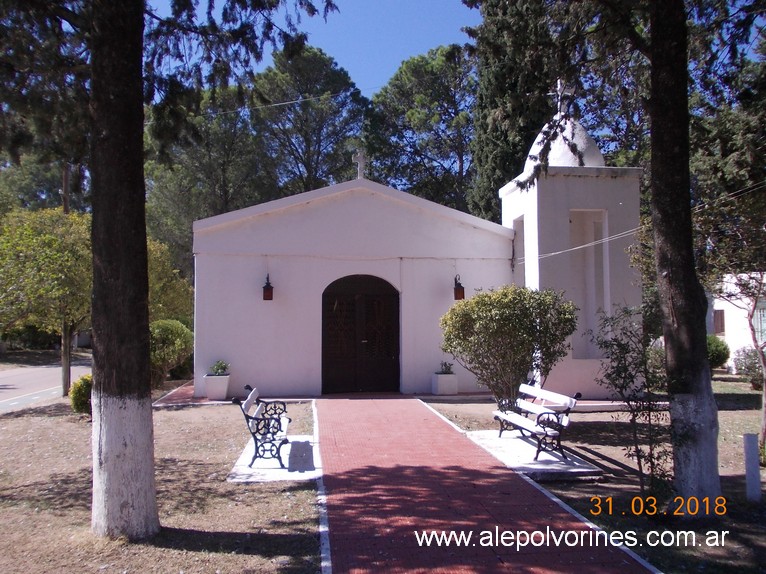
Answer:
[649, 0, 721, 502]
[89, 1, 160, 539]
[61, 321, 71, 396]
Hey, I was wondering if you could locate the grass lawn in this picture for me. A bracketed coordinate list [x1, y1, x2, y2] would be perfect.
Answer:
[429, 375, 766, 574]
[2, 348, 764, 573]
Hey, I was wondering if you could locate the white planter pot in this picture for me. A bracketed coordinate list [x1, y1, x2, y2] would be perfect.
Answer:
[204, 375, 230, 400]
[431, 373, 458, 395]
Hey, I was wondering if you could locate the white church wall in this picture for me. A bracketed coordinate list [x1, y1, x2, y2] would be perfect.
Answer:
[498, 167, 642, 399]
[399, 257, 514, 394]
[535, 169, 642, 398]
[500, 183, 540, 289]
[545, 357, 604, 398]
[193, 180, 515, 398]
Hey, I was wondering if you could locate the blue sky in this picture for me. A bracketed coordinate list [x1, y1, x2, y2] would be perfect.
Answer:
[292, 1, 481, 97]
[152, 1, 481, 98]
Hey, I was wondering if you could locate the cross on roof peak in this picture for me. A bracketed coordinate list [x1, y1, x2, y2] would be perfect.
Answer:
[352, 149, 367, 180]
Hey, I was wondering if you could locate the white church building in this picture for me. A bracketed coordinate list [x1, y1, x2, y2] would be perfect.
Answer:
[192, 113, 642, 400]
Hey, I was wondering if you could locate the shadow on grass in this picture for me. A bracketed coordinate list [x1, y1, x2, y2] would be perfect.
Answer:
[715, 392, 763, 411]
[0, 467, 92, 512]
[0, 350, 92, 367]
[144, 526, 319, 573]
[154, 459, 315, 515]
[148, 474, 319, 573]
[547, 474, 766, 574]
[0, 402, 79, 419]
[567, 419, 670, 448]
[566, 444, 640, 478]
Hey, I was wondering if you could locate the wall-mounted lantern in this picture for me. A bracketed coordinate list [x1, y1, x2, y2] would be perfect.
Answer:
[453, 275, 465, 300]
[263, 274, 274, 300]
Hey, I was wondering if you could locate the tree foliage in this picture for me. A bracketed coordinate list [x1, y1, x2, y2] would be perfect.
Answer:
[0, 1, 90, 166]
[692, 30, 766, 280]
[707, 334, 731, 369]
[0, 208, 91, 330]
[366, 44, 476, 211]
[0, 208, 91, 394]
[2, 0, 338, 541]
[440, 285, 577, 402]
[251, 46, 367, 194]
[149, 319, 194, 388]
[463, 0, 560, 221]
[146, 87, 278, 276]
[0, 153, 89, 215]
[591, 307, 672, 495]
[70, 373, 93, 415]
[147, 239, 194, 325]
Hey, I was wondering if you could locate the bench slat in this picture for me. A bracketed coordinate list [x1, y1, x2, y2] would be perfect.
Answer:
[515, 399, 555, 416]
[518, 383, 579, 410]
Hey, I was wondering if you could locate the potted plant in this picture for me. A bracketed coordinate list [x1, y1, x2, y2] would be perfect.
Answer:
[431, 361, 458, 395]
[204, 360, 230, 400]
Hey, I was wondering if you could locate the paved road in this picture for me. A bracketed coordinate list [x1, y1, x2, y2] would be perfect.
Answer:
[0, 365, 91, 413]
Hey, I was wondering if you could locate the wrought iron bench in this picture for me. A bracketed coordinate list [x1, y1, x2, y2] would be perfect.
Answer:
[493, 384, 581, 460]
[243, 384, 288, 417]
[232, 386, 290, 468]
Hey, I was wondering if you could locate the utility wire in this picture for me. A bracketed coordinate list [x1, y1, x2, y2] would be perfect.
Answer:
[518, 180, 765, 264]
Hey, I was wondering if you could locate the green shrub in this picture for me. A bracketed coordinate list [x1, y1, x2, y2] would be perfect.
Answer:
[734, 347, 764, 390]
[149, 319, 194, 387]
[706, 335, 730, 369]
[440, 285, 577, 403]
[70, 374, 93, 415]
[169, 352, 194, 379]
[591, 307, 671, 495]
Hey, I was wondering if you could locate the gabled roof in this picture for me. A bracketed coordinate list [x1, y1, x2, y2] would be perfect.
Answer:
[193, 177, 512, 238]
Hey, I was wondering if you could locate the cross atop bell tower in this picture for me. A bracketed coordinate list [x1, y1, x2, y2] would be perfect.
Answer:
[554, 79, 575, 115]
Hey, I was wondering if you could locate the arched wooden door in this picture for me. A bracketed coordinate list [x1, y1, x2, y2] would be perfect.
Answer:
[322, 275, 400, 393]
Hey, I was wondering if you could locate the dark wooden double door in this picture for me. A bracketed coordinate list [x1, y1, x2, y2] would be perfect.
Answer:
[322, 275, 400, 394]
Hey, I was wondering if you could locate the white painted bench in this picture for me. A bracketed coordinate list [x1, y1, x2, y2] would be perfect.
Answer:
[493, 384, 582, 460]
[232, 387, 291, 468]
[516, 383, 581, 414]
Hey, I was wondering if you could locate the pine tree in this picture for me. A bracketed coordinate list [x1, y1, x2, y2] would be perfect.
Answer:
[366, 44, 476, 212]
[464, 0, 558, 221]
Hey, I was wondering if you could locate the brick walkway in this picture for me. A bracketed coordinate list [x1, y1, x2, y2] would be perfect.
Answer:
[316, 396, 654, 574]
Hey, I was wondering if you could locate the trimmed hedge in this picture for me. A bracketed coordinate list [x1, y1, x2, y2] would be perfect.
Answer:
[149, 319, 194, 387]
[706, 335, 730, 369]
[70, 374, 93, 415]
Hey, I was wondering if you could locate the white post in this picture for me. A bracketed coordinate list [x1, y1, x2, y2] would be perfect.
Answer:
[744, 433, 762, 502]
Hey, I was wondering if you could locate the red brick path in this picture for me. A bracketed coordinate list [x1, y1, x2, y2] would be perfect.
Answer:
[316, 396, 653, 574]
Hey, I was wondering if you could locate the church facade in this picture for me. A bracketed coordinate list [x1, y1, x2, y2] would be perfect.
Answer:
[192, 115, 641, 399]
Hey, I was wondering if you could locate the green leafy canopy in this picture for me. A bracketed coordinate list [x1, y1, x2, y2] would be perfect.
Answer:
[440, 285, 577, 402]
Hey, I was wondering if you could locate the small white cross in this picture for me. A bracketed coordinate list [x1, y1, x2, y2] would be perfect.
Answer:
[352, 149, 367, 179]
[555, 79, 574, 114]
